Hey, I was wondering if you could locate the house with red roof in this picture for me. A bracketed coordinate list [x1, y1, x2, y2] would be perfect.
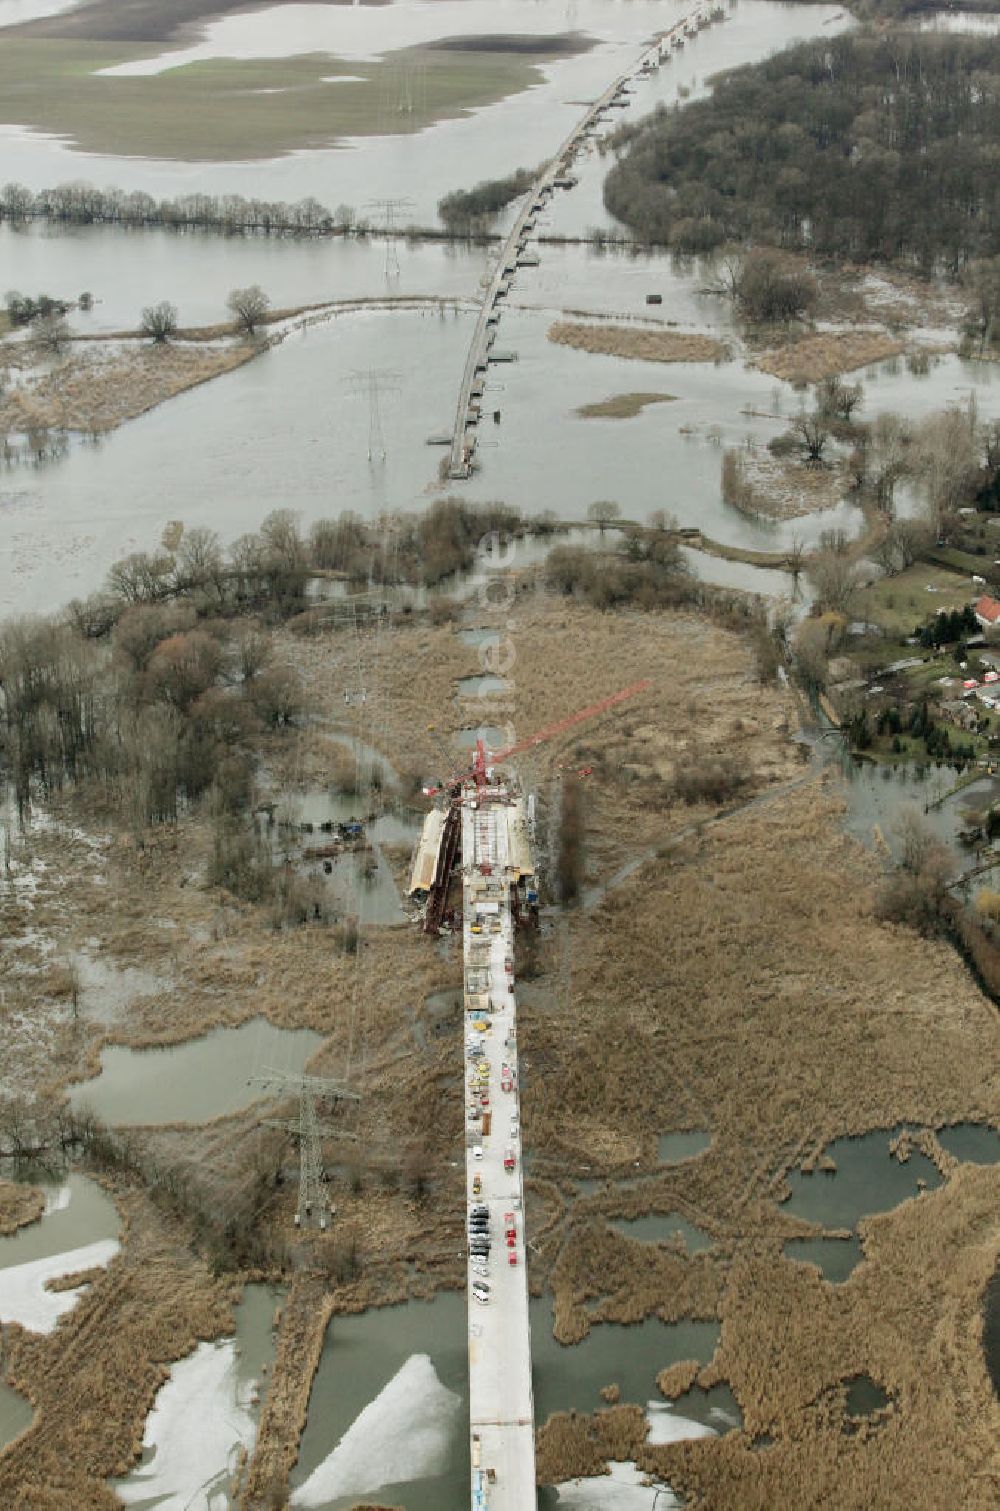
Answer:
[974, 595, 1000, 631]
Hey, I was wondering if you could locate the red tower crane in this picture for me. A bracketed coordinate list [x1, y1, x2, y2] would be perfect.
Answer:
[421, 678, 652, 930]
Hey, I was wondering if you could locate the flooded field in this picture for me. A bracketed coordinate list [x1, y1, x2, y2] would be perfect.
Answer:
[67, 1019, 323, 1125]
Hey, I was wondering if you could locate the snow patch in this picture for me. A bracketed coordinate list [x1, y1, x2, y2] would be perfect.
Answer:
[0, 1238, 119, 1332]
[291, 1352, 461, 1506]
[116, 1338, 256, 1506]
[555, 1460, 682, 1508]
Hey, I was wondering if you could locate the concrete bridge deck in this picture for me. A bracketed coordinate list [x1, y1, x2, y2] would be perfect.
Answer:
[462, 785, 536, 1511]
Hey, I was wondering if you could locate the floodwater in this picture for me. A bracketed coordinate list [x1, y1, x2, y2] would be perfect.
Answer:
[98, 0, 680, 75]
[455, 723, 511, 749]
[113, 1281, 282, 1508]
[0, 221, 483, 333]
[782, 1128, 943, 1231]
[67, 1019, 323, 1125]
[291, 1293, 469, 1511]
[837, 760, 1000, 867]
[611, 1213, 714, 1252]
[0, 2, 842, 220]
[984, 1261, 1000, 1394]
[69, 950, 170, 1024]
[658, 1130, 712, 1163]
[783, 1234, 863, 1285]
[456, 674, 510, 698]
[0, 1171, 119, 1269]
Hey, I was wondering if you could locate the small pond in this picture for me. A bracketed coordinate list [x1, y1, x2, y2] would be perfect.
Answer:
[455, 725, 512, 750]
[456, 675, 511, 699]
[845, 1374, 890, 1419]
[68, 1019, 323, 1126]
[611, 1214, 714, 1253]
[935, 1122, 1000, 1165]
[783, 1235, 863, 1285]
[782, 1128, 943, 1231]
[658, 1131, 712, 1164]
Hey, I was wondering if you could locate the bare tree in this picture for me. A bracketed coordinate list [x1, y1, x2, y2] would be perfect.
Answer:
[791, 409, 831, 466]
[227, 284, 270, 336]
[34, 312, 70, 354]
[807, 547, 862, 616]
[587, 500, 622, 534]
[140, 300, 178, 343]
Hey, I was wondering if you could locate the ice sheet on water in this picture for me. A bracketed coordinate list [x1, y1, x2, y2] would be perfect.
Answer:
[0, 1238, 119, 1332]
[555, 1461, 683, 1508]
[645, 1402, 717, 1446]
[291, 1352, 461, 1507]
[116, 1339, 255, 1507]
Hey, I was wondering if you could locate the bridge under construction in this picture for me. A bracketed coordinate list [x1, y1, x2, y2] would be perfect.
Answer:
[408, 682, 650, 1510]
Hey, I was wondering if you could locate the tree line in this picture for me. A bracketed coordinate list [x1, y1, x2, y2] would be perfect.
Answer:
[604, 32, 1000, 272]
[437, 167, 537, 234]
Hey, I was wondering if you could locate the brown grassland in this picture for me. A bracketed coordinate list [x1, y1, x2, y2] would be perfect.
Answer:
[548, 321, 728, 366]
[1, 593, 998, 1504]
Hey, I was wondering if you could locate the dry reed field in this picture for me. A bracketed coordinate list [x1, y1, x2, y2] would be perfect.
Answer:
[0, 340, 257, 436]
[753, 329, 906, 384]
[0, 1179, 44, 1236]
[548, 321, 728, 365]
[521, 774, 1000, 1503]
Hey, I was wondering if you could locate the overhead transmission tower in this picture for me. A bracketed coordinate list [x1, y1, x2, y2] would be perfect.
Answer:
[366, 196, 413, 280]
[347, 367, 401, 462]
[253, 1069, 360, 1230]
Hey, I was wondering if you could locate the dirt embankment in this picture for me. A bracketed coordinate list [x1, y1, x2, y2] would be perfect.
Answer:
[549, 321, 728, 365]
[0, 1178, 45, 1236]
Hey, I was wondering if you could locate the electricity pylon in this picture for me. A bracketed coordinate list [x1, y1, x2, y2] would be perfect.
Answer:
[365, 197, 413, 279]
[348, 368, 401, 462]
[254, 1069, 360, 1230]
